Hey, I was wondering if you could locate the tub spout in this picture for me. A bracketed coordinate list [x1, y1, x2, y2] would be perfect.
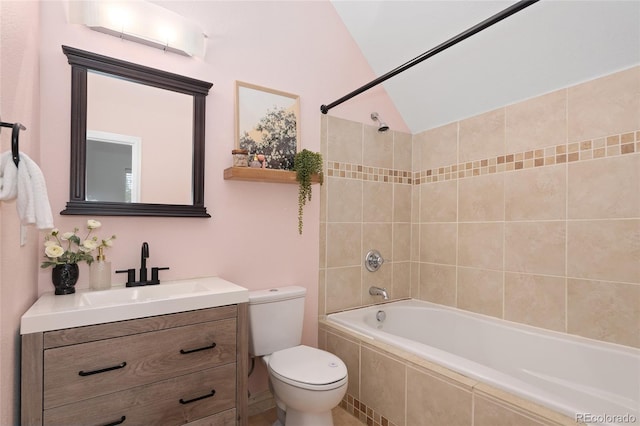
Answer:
[369, 286, 389, 300]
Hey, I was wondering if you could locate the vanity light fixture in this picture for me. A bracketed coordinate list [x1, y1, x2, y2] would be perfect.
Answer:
[69, 0, 206, 57]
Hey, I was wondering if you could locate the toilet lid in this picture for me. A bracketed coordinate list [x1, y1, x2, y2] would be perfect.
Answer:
[268, 345, 347, 389]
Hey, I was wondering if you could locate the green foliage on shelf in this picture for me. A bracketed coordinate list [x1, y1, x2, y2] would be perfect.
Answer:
[293, 149, 323, 234]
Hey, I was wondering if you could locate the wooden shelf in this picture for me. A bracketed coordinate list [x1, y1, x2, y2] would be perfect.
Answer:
[223, 167, 321, 184]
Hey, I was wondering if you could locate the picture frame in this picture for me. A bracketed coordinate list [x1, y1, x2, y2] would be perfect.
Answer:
[235, 81, 300, 170]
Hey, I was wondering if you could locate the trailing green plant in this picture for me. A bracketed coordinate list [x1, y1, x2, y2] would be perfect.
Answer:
[293, 149, 323, 234]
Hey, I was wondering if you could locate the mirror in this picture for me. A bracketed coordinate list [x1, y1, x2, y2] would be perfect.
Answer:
[61, 45, 212, 217]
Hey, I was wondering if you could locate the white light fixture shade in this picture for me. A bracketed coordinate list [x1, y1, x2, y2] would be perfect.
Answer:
[69, 0, 206, 57]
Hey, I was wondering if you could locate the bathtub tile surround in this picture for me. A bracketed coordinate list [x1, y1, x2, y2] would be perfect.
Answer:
[319, 66, 639, 424]
[320, 65, 640, 350]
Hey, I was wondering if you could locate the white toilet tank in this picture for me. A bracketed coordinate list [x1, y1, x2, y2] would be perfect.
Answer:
[248, 286, 306, 356]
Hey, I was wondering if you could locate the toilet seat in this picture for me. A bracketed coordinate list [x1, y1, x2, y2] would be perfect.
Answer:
[267, 345, 348, 391]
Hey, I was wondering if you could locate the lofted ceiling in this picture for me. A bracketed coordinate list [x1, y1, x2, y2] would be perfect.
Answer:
[331, 0, 640, 134]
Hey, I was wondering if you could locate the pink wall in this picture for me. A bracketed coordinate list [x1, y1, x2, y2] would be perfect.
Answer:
[0, 2, 41, 424]
[30, 0, 405, 398]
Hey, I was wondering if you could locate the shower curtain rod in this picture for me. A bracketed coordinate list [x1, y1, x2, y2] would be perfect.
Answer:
[320, 0, 540, 114]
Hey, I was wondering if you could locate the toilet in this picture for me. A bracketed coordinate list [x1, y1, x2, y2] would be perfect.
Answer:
[248, 286, 348, 426]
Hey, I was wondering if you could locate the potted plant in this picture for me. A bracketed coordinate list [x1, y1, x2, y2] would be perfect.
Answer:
[41, 219, 115, 295]
[293, 149, 323, 234]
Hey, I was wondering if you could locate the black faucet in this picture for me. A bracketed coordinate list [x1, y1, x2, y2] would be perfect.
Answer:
[116, 242, 169, 287]
[140, 242, 149, 283]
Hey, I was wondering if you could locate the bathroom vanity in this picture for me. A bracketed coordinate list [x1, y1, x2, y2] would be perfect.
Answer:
[20, 277, 249, 426]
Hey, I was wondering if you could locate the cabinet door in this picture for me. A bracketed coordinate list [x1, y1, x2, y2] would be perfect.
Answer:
[44, 319, 236, 409]
[43, 364, 236, 426]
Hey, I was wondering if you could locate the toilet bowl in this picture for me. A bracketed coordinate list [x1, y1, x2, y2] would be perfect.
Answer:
[248, 286, 348, 426]
[264, 345, 348, 425]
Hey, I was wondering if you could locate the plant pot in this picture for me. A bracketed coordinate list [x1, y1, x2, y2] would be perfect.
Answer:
[52, 263, 79, 295]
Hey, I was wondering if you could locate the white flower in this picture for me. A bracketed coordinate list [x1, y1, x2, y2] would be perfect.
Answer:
[103, 239, 114, 247]
[83, 239, 99, 250]
[45, 245, 64, 258]
[60, 232, 75, 240]
[87, 219, 102, 229]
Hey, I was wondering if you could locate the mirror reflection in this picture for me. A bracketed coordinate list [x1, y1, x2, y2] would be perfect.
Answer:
[86, 71, 193, 205]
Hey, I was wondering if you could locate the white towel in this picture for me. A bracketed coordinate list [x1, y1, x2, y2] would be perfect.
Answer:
[0, 151, 54, 245]
[0, 151, 18, 201]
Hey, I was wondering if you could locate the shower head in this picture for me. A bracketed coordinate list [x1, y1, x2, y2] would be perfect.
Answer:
[370, 112, 389, 132]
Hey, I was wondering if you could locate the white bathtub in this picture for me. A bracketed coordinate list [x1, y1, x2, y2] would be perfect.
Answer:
[327, 299, 639, 425]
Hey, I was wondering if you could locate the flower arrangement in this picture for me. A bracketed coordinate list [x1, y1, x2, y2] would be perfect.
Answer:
[41, 219, 116, 268]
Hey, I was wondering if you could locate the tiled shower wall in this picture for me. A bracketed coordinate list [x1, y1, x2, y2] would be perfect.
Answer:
[320, 65, 640, 349]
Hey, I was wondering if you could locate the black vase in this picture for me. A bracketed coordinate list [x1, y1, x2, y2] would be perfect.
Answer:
[52, 263, 79, 295]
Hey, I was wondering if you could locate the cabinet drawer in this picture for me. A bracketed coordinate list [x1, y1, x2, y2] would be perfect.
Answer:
[43, 363, 236, 426]
[44, 318, 236, 409]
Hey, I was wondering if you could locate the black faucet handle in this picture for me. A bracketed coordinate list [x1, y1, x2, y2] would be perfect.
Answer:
[116, 269, 136, 285]
[151, 267, 170, 282]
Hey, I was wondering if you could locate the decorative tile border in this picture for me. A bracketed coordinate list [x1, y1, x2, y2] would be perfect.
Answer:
[326, 162, 412, 184]
[325, 130, 638, 186]
[416, 130, 639, 184]
[340, 394, 397, 426]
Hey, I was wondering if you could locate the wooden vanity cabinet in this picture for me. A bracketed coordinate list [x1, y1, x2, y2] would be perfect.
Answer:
[21, 304, 248, 426]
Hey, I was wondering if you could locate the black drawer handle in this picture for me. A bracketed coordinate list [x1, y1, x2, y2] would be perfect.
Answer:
[180, 342, 216, 354]
[102, 416, 126, 426]
[78, 362, 127, 376]
[179, 389, 216, 405]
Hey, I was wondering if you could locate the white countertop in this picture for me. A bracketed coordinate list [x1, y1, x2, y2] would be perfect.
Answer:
[21, 276, 249, 334]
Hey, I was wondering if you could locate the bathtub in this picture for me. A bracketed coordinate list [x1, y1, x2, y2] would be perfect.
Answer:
[327, 299, 639, 425]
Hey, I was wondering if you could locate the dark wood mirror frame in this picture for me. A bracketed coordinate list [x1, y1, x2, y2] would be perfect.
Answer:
[61, 45, 212, 217]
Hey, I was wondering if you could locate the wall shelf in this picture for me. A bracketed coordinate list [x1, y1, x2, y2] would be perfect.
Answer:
[223, 167, 321, 184]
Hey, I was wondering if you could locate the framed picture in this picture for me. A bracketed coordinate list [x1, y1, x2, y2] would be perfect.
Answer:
[235, 81, 300, 170]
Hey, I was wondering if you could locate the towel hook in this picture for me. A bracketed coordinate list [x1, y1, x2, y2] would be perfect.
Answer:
[0, 119, 27, 167]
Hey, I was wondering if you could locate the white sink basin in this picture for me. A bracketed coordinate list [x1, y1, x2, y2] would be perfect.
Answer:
[21, 276, 249, 334]
[81, 281, 214, 306]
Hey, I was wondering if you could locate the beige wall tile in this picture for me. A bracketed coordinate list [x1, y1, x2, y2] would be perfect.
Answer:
[361, 347, 406, 426]
[318, 268, 326, 315]
[411, 223, 420, 262]
[568, 154, 640, 219]
[326, 266, 361, 313]
[504, 273, 566, 332]
[458, 223, 504, 270]
[327, 223, 361, 268]
[327, 177, 362, 223]
[506, 89, 567, 153]
[392, 262, 411, 299]
[420, 223, 457, 265]
[457, 267, 503, 318]
[363, 181, 393, 222]
[364, 124, 394, 169]
[319, 222, 326, 268]
[406, 366, 472, 426]
[567, 278, 640, 347]
[416, 122, 458, 170]
[363, 223, 392, 264]
[327, 116, 363, 164]
[474, 395, 546, 426]
[419, 263, 457, 306]
[458, 174, 504, 222]
[505, 221, 566, 276]
[393, 223, 411, 262]
[411, 185, 420, 224]
[420, 180, 457, 223]
[326, 332, 361, 399]
[568, 66, 640, 142]
[394, 131, 412, 171]
[459, 108, 505, 163]
[393, 184, 412, 223]
[505, 164, 566, 221]
[567, 219, 640, 283]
